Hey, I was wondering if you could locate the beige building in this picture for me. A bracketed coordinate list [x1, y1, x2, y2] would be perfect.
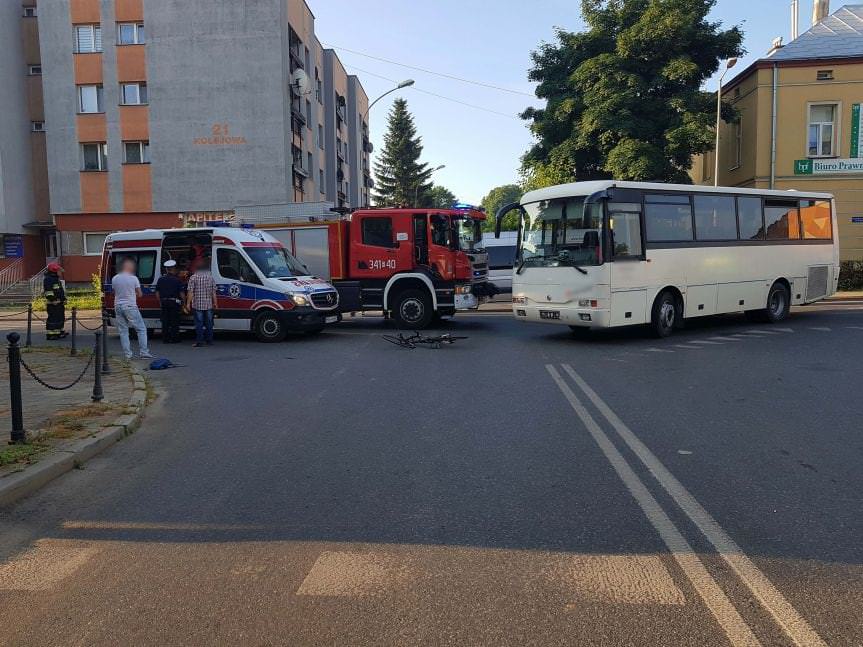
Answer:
[692, 4, 863, 260]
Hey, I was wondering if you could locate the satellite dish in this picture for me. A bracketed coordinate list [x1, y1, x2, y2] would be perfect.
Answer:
[291, 68, 311, 96]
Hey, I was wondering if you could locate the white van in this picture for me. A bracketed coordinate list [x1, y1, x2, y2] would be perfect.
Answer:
[101, 227, 341, 342]
[479, 231, 518, 294]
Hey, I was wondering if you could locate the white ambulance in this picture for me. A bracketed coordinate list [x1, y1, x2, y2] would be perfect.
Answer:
[101, 227, 341, 342]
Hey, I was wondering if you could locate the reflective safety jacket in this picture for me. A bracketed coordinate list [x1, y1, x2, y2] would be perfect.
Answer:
[43, 272, 66, 305]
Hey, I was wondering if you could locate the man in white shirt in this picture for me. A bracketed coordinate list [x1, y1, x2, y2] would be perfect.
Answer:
[111, 257, 153, 360]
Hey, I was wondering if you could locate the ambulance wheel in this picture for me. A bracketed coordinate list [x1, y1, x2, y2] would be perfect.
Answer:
[392, 289, 433, 329]
[254, 312, 287, 343]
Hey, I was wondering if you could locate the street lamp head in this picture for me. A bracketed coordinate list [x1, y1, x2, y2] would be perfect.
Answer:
[397, 79, 415, 89]
[726, 57, 738, 70]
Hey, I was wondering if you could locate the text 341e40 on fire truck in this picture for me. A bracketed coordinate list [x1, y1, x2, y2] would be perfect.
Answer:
[101, 227, 341, 342]
[240, 205, 498, 328]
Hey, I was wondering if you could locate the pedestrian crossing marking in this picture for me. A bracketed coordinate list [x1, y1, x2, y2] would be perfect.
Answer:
[554, 554, 686, 606]
[0, 540, 98, 591]
[808, 326, 832, 331]
[745, 330, 781, 335]
[645, 348, 674, 353]
[296, 551, 414, 597]
[773, 327, 794, 333]
[708, 336, 740, 342]
[673, 344, 701, 350]
[689, 340, 723, 345]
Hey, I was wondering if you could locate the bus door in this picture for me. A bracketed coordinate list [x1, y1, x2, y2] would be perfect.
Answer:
[607, 201, 648, 325]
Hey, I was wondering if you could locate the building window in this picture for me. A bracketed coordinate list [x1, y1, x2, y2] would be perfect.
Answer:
[28, 65, 42, 75]
[808, 104, 837, 157]
[117, 22, 145, 45]
[306, 99, 312, 126]
[816, 70, 834, 81]
[123, 141, 150, 164]
[80, 143, 108, 171]
[318, 124, 324, 149]
[120, 82, 148, 105]
[77, 84, 104, 113]
[730, 119, 742, 169]
[319, 169, 324, 188]
[23, 7, 37, 17]
[83, 232, 108, 256]
[307, 152, 313, 175]
[74, 24, 102, 53]
[31, 121, 45, 132]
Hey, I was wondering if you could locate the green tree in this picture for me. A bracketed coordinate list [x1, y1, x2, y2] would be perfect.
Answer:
[423, 185, 458, 209]
[480, 184, 523, 231]
[373, 98, 433, 206]
[521, 0, 744, 186]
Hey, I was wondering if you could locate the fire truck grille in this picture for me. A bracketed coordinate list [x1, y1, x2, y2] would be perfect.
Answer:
[310, 291, 339, 309]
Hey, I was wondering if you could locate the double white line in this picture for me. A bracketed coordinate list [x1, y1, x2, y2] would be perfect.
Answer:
[546, 363, 826, 647]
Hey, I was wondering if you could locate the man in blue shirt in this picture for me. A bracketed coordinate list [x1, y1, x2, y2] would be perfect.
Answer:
[155, 260, 186, 344]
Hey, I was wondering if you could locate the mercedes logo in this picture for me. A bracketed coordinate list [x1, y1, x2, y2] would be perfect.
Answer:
[326, 293, 335, 305]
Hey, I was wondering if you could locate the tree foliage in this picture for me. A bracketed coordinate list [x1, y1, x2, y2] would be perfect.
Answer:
[480, 184, 523, 231]
[373, 98, 433, 206]
[423, 185, 458, 209]
[521, 0, 744, 186]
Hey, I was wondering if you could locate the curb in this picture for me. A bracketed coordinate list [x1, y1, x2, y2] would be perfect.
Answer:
[0, 361, 148, 508]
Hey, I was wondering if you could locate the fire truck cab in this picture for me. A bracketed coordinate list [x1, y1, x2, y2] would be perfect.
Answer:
[254, 206, 496, 328]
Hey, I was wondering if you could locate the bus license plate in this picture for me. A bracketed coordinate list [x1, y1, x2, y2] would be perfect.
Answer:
[325, 316, 339, 323]
[540, 310, 560, 320]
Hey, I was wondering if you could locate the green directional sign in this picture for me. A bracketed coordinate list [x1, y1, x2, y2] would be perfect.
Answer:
[852, 104, 863, 158]
[794, 159, 813, 175]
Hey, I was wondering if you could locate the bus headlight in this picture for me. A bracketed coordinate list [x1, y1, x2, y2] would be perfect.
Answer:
[512, 296, 527, 304]
[291, 294, 309, 306]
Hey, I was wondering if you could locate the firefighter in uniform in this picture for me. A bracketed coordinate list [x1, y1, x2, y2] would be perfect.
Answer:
[43, 262, 68, 340]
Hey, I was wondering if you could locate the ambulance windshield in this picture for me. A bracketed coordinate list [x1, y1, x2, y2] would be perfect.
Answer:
[246, 246, 309, 278]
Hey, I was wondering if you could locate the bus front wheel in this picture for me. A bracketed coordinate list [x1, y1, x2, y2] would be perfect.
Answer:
[651, 290, 679, 338]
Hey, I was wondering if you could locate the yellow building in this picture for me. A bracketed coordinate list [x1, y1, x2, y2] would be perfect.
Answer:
[692, 4, 863, 260]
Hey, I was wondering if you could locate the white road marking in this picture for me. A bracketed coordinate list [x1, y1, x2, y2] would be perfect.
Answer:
[731, 334, 763, 339]
[808, 326, 831, 332]
[745, 330, 781, 335]
[546, 365, 761, 647]
[645, 347, 674, 353]
[296, 551, 414, 597]
[673, 344, 701, 350]
[689, 340, 724, 345]
[708, 336, 741, 342]
[560, 364, 827, 647]
[0, 540, 99, 591]
[555, 554, 685, 606]
[846, 326, 863, 330]
[772, 327, 795, 333]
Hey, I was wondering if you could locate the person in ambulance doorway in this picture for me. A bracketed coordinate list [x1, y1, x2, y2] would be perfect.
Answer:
[43, 263, 68, 340]
[155, 260, 186, 344]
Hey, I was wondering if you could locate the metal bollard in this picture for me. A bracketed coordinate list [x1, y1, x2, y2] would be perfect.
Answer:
[92, 331, 104, 402]
[70, 307, 78, 356]
[7, 332, 26, 444]
[25, 304, 33, 348]
[101, 313, 111, 374]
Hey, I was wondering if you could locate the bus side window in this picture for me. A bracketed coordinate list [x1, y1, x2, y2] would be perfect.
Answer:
[610, 212, 643, 258]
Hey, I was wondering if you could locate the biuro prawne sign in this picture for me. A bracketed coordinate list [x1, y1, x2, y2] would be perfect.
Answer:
[794, 158, 863, 175]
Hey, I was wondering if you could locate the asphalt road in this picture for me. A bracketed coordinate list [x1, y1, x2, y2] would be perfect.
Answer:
[1, 302, 862, 646]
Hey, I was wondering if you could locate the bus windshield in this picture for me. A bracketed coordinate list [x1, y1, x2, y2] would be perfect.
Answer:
[245, 246, 309, 278]
[454, 216, 482, 252]
[520, 197, 603, 268]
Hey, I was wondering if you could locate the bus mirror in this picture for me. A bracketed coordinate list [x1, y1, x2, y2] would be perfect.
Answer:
[495, 203, 520, 239]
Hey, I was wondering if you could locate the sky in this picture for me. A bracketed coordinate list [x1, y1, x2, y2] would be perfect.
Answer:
[313, 1, 808, 205]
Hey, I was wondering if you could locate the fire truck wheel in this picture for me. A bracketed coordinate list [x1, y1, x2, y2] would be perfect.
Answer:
[254, 312, 287, 343]
[392, 289, 433, 329]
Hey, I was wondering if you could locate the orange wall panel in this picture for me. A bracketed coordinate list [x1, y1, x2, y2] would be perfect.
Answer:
[76, 114, 107, 142]
[55, 213, 180, 231]
[119, 105, 149, 140]
[115, 0, 144, 22]
[70, 0, 100, 23]
[74, 53, 103, 84]
[80, 172, 110, 213]
[116, 45, 146, 82]
[122, 164, 152, 212]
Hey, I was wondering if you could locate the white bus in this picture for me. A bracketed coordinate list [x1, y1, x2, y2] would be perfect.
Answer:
[496, 181, 839, 337]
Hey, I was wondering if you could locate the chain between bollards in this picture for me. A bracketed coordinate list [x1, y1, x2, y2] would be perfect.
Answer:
[101, 312, 111, 374]
[92, 331, 104, 402]
[7, 332, 26, 444]
[25, 304, 33, 348]
[70, 307, 78, 356]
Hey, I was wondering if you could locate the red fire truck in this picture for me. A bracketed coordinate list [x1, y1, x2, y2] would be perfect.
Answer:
[240, 206, 496, 328]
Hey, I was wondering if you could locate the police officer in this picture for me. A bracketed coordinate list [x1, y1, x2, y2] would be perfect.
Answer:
[155, 260, 185, 343]
[43, 262, 68, 340]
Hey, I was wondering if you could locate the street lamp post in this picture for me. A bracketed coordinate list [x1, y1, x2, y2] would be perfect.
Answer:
[714, 57, 738, 187]
[415, 164, 446, 206]
[363, 79, 415, 120]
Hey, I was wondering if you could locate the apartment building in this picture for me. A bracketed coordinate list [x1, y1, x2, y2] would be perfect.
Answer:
[692, 3, 863, 260]
[1, 0, 370, 283]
